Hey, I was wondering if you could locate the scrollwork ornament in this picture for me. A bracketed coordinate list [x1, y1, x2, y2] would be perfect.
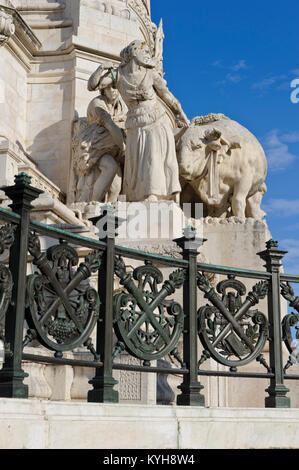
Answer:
[113, 257, 185, 362]
[281, 282, 299, 312]
[0, 224, 16, 255]
[26, 234, 102, 353]
[0, 224, 16, 324]
[282, 312, 299, 371]
[197, 274, 269, 368]
[281, 282, 299, 371]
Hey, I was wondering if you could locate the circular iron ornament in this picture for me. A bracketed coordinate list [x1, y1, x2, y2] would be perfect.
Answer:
[197, 274, 269, 368]
[198, 305, 268, 367]
[113, 259, 185, 362]
[26, 239, 101, 353]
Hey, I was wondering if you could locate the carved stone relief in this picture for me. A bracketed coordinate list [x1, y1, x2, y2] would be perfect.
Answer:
[0, 9, 15, 46]
[81, 0, 135, 20]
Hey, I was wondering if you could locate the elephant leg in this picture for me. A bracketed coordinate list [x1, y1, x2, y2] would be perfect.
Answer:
[246, 189, 266, 219]
[231, 179, 252, 218]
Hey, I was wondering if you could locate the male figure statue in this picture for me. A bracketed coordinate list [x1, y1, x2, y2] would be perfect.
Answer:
[70, 66, 126, 203]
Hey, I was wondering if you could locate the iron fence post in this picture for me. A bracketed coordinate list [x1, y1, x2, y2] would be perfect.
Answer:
[258, 239, 291, 408]
[0, 173, 43, 398]
[88, 205, 119, 403]
[175, 226, 205, 406]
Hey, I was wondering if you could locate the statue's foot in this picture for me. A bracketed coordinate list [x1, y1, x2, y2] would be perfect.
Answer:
[172, 192, 180, 204]
[144, 194, 159, 202]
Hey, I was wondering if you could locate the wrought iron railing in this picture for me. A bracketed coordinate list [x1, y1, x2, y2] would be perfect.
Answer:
[0, 173, 298, 407]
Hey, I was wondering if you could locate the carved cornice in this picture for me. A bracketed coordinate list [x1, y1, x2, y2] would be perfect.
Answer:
[128, 0, 154, 49]
[0, 8, 15, 46]
[0, 3, 41, 51]
[142, 0, 150, 15]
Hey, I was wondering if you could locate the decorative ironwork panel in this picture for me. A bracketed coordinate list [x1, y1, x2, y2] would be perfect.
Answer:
[197, 273, 269, 369]
[281, 282, 299, 371]
[26, 232, 102, 354]
[0, 224, 15, 338]
[113, 257, 185, 363]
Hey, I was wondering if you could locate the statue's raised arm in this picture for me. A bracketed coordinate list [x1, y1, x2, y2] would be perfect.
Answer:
[88, 64, 116, 92]
[153, 72, 189, 128]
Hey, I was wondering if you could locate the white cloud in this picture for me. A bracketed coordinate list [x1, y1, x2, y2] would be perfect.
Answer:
[212, 60, 223, 68]
[262, 129, 297, 171]
[281, 239, 299, 253]
[285, 222, 299, 231]
[276, 81, 293, 91]
[252, 75, 288, 91]
[262, 199, 299, 216]
[231, 60, 248, 72]
[252, 78, 275, 90]
[212, 60, 248, 85]
[226, 73, 242, 83]
[279, 239, 299, 276]
[280, 131, 299, 143]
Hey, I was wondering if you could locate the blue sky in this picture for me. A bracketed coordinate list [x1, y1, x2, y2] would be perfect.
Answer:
[151, 0, 299, 277]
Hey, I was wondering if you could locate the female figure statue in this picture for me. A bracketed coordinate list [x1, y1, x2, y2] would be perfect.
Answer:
[90, 40, 189, 202]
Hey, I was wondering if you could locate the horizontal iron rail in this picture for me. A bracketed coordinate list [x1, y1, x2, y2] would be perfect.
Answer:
[280, 274, 299, 283]
[283, 374, 299, 380]
[115, 244, 189, 268]
[30, 220, 107, 250]
[197, 262, 271, 280]
[113, 363, 189, 375]
[0, 207, 21, 224]
[198, 370, 274, 379]
[0, 209, 279, 279]
[22, 353, 103, 369]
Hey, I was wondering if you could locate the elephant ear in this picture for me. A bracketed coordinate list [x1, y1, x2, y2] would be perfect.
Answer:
[229, 141, 241, 150]
[204, 128, 222, 142]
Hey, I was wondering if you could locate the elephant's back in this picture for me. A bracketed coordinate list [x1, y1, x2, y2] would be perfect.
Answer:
[194, 117, 262, 151]
[187, 115, 267, 171]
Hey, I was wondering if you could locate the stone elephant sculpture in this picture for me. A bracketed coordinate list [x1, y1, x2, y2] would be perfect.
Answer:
[176, 114, 267, 219]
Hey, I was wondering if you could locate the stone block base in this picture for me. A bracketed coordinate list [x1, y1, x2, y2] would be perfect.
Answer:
[0, 399, 299, 449]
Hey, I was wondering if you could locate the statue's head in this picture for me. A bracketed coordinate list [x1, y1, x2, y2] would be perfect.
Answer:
[120, 40, 156, 69]
[88, 63, 119, 102]
[102, 83, 119, 103]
